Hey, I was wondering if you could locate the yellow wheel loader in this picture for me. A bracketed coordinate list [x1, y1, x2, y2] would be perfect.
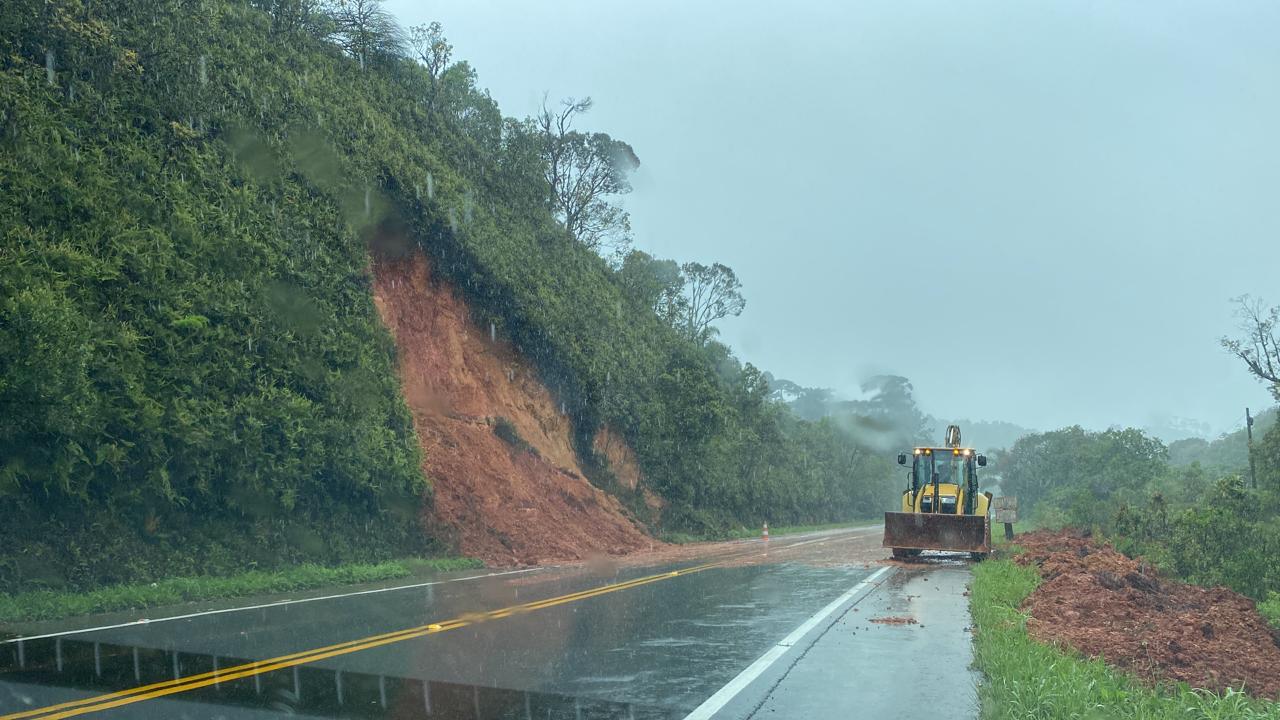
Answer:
[884, 425, 993, 560]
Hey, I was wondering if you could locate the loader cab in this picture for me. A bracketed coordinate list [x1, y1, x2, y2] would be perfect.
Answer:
[896, 447, 988, 516]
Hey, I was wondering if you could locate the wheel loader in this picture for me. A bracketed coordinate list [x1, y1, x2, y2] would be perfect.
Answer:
[883, 425, 993, 559]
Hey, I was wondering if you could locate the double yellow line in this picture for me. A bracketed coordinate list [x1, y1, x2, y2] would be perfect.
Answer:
[2, 560, 725, 720]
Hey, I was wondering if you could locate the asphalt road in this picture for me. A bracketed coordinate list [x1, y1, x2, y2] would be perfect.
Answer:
[0, 526, 978, 720]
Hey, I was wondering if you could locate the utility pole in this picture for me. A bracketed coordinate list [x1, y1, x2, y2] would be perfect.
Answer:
[1246, 407, 1257, 490]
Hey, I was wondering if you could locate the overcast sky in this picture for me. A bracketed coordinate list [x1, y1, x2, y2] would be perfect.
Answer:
[387, 0, 1280, 438]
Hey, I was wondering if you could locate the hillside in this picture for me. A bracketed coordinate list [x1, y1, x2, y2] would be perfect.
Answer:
[0, 0, 896, 593]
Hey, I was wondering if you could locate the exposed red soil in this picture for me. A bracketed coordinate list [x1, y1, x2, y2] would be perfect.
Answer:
[371, 252, 657, 566]
[1012, 529, 1280, 699]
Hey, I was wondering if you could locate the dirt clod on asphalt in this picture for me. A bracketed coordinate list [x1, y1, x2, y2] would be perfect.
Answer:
[870, 616, 918, 625]
[1012, 529, 1280, 699]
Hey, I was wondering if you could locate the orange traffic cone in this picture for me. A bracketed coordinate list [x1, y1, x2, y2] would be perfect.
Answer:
[762, 522, 770, 541]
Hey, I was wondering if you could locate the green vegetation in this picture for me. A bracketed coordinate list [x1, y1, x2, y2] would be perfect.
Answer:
[971, 559, 1280, 720]
[1260, 592, 1280, 629]
[0, 556, 482, 624]
[1, 0, 432, 594]
[0, 0, 902, 597]
[999, 421, 1280, 604]
[1169, 408, 1276, 471]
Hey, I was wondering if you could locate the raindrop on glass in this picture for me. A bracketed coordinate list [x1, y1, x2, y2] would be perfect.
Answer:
[489, 322, 496, 342]
[364, 187, 371, 218]
[198, 54, 207, 85]
[426, 173, 435, 200]
[45, 50, 55, 85]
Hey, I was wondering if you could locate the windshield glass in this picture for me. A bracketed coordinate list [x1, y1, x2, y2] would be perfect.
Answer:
[915, 452, 971, 488]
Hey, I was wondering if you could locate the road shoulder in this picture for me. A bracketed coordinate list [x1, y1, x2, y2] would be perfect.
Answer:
[699, 562, 979, 720]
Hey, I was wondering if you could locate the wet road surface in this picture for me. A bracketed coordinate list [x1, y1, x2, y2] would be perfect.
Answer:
[699, 563, 978, 720]
[0, 526, 979, 719]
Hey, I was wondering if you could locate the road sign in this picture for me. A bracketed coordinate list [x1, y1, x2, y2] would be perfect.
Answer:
[993, 496, 1018, 524]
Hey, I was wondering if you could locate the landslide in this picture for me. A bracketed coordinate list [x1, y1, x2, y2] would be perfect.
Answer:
[1012, 530, 1280, 699]
[372, 253, 654, 565]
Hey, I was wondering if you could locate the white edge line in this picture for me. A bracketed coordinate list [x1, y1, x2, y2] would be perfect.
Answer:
[3, 567, 542, 644]
[681, 565, 893, 720]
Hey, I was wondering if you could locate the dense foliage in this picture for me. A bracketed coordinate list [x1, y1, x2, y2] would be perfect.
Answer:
[1, 0, 899, 592]
[1000, 426, 1168, 528]
[1000, 421, 1280, 604]
[0, 0, 432, 593]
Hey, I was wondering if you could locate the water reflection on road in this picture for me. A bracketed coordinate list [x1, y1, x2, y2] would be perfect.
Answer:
[1, 529, 885, 719]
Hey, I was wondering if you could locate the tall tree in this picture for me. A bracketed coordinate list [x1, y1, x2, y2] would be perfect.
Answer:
[437, 61, 502, 146]
[1222, 296, 1280, 401]
[407, 20, 451, 102]
[537, 97, 640, 253]
[252, 0, 330, 35]
[679, 262, 746, 343]
[324, 0, 404, 69]
[616, 250, 686, 325]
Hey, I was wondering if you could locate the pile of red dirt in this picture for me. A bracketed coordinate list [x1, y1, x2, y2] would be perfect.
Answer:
[371, 252, 657, 566]
[1012, 529, 1280, 698]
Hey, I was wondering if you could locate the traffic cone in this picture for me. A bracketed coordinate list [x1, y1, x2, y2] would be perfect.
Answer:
[762, 522, 770, 541]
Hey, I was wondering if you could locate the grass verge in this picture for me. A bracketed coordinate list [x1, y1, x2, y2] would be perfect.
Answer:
[659, 520, 876, 545]
[1261, 592, 1280, 629]
[971, 558, 1280, 719]
[0, 557, 483, 625]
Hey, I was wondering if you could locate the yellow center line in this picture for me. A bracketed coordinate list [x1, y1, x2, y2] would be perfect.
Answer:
[7, 529, 867, 720]
[2, 560, 726, 720]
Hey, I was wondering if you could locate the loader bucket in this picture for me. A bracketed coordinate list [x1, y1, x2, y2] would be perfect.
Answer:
[883, 512, 991, 554]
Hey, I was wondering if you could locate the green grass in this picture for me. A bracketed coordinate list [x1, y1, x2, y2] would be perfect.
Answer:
[659, 520, 876, 544]
[0, 557, 483, 625]
[1261, 592, 1280, 630]
[970, 558, 1280, 719]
